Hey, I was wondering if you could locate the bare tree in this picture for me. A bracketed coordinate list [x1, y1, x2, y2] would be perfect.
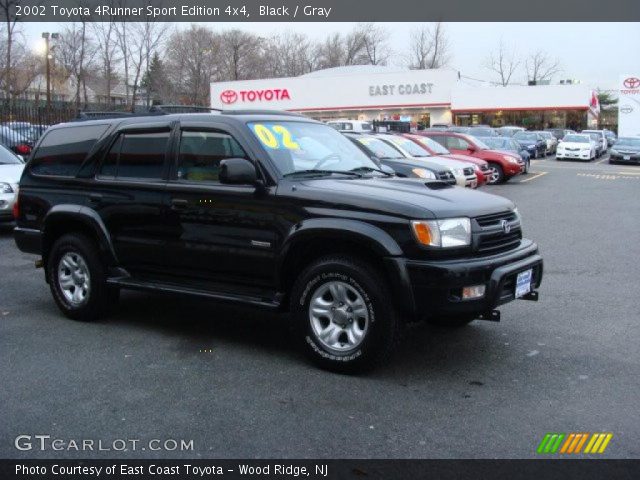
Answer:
[358, 23, 391, 66]
[526, 50, 561, 85]
[408, 23, 451, 69]
[55, 22, 96, 108]
[264, 32, 315, 77]
[164, 25, 218, 105]
[483, 40, 520, 86]
[313, 33, 344, 70]
[218, 29, 265, 81]
[91, 17, 120, 107]
[0, 0, 22, 102]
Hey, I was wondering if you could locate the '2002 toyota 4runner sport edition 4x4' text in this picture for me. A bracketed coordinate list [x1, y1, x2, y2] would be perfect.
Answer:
[14, 111, 543, 372]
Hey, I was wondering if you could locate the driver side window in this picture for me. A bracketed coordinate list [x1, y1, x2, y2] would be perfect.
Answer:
[176, 130, 247, 183]
[447, 136, 469, 150]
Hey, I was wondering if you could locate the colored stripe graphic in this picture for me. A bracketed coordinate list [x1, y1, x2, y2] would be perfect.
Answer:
[539, 433, 613, 454]
[537, 433, 565, 454]
[584, 433, 614, 454]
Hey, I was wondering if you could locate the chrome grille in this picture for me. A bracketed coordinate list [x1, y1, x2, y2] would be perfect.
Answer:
[474, 211, 522, 254]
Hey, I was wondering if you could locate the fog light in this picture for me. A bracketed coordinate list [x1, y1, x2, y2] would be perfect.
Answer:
[462, 285, 486, 300]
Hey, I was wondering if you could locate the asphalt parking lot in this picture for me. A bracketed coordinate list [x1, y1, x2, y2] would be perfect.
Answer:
[1, 153, 639, 459]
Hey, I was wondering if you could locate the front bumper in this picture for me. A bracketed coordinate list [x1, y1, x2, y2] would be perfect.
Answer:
[385, 240, 543, 320]
[557, 150, 591, 160]
[610, 154, 640, 164]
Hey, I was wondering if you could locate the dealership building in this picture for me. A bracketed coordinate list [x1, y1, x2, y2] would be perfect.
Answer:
[210, 66, 600, 130]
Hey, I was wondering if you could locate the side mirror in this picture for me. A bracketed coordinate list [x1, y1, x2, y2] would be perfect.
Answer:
[219, 158, 258, 185]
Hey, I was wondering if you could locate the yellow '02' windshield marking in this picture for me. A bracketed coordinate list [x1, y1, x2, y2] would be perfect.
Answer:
[252, 124, 299, 150]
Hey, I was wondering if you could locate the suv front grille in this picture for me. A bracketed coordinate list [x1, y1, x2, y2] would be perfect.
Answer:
[473, 211, 522, 254]
[436, 171, 456, 184]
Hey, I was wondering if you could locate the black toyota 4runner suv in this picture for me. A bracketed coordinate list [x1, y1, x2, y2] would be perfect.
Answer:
[14, 111, 543, 372]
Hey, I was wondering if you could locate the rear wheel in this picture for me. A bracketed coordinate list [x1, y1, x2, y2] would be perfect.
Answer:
[290, 255, 400, 373]
[47, 234, 111, 321]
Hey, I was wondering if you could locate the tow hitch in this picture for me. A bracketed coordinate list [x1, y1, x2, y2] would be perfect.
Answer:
[478, 310, 501, 322]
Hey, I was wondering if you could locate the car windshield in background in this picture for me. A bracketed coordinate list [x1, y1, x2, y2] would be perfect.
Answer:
[564, 135, 591, 143]
[514, 132, 538, 142]
[384, 137, 430, 157]
[0, 145, 22, 164]
[478, 137, 509, 150]
[615, 137, 640, 148]
[470, 128, 494, 137]
[248, 122, 379, 176]
[463, 135, 490, 149]
[415, 136, 450, 154]
[538, 132, 552, 138]
[355, 136, 405, 159]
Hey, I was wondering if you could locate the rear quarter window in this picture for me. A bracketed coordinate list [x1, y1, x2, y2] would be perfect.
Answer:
[30, 124, 108, 177]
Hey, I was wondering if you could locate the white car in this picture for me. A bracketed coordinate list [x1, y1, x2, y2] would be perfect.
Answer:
[376, 134, 478, 188]
[327, 120, 373, 133]
[536, 131, 558, 154]
[0, 144, 25, 222]
[581, 130, 607, 154]
[556, 134, 596, 161]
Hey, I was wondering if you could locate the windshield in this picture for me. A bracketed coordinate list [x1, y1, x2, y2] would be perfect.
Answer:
[480, 137, 510, 150]
[382, 136, 430, 157]
[514, 132, 537, 142]
[563, 135, 590, 143]
[462, 134, 490, 150]
[615, 137, 640, 148]
[470, 127, 494, 136]
[0, 144, 22, 164]
[248, 122, 379, 175]
[355, 136, 404, 159]
[415, 136, 450, 154]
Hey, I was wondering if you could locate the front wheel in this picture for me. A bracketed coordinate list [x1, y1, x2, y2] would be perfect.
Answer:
[290, 256, 400, 373]
[487, 163, 505, 184]
[47, 234, 111, 321]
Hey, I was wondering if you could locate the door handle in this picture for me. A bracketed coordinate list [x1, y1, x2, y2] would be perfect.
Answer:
[171, 198, 188, 209]
[88, 193, 103, 204]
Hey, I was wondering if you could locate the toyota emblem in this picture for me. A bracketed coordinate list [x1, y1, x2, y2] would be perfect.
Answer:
[501, 219, 511, 234]
[623, 77, 640, 89]
[220, 90, 238, 104]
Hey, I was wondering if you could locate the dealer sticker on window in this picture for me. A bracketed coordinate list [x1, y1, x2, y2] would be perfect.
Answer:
[515, 269, 533, 298]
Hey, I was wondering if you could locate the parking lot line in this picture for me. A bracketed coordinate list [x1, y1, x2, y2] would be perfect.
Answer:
[618, 171, 640, 175]
[519, 171, 548, 183]
[595, 158, 608, 164]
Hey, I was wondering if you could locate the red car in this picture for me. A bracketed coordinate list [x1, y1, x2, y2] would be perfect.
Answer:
[401, 133, 490, 186]
[418, 131, 524, 184]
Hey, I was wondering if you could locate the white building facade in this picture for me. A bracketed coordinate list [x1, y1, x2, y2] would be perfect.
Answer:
[211, 66, 599, 130]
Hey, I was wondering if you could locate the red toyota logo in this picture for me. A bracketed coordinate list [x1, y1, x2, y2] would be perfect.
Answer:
[220, 90, 238, 104]
[623, 77, 640, 89]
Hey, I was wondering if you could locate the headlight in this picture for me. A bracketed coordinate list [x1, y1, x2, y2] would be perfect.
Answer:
[527, 145, 536, 149]
[411, 168, 436, 179]
[411, 218, 471, 248]
[502, 155, 518, 163]
[0, 182, 14, 194]
[452, 168, 463, 176]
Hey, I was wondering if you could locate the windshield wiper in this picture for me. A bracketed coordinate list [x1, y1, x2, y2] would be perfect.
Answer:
[349, 166, 393, 176]
[283, 169, 363, 178]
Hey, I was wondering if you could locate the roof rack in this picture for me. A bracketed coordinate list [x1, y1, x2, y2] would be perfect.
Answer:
[71, 107, 302, 122]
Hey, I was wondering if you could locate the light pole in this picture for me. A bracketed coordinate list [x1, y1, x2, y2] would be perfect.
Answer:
[41, 32, 59, 114]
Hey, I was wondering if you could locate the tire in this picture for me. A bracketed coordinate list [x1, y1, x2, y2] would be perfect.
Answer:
[488, 163, 505, 184]
[290, 255, 400, 373]
[427, 314, 476, 328]
[47, 233, 111, 321]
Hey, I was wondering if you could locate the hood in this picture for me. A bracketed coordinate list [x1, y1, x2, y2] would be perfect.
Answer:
[284, 176, 515, 220]
[426, 155, 474, 170]
[444, 153, 488, 167]
[560, 141, 592, 149]
[613, 144, 640, 153]
[0, 164, 25, 184]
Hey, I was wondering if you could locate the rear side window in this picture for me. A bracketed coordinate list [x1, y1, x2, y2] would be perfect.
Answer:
[30, 125, 108, 176]
[99, 132, 169, 180]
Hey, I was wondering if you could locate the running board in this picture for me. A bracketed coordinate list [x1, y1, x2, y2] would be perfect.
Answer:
[106, 277, 283, 309]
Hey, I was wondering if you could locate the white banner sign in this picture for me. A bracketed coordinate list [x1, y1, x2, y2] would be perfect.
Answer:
[618, 74, 640, 137]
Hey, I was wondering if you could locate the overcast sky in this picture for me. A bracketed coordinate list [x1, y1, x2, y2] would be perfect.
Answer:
[20, 22, 640, 90]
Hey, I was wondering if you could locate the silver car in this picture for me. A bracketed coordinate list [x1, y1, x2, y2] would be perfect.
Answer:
[0, 145, 24, 222]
